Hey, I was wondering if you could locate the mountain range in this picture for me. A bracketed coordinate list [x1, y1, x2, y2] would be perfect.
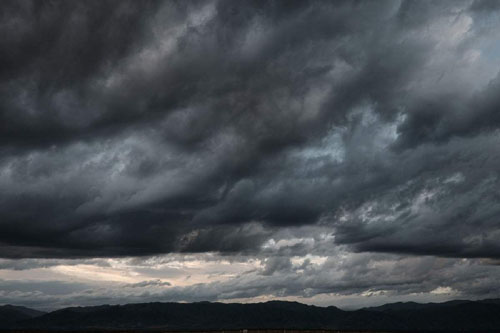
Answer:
[2, 299, 500, 331]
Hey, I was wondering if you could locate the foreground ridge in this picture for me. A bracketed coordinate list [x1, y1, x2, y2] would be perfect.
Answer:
[1, 299, 500, 331]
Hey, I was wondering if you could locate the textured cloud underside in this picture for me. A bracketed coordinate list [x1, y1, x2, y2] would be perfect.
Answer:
[1, 0, 500, 309]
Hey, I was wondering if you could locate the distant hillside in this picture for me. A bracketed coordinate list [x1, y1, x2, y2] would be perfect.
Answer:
[363, 299, 471, 312]
[4, 299, 500, 331]
[0, 305, 45, 327]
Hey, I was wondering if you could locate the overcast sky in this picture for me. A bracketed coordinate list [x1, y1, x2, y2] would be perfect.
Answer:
[1, 0, 500, 311]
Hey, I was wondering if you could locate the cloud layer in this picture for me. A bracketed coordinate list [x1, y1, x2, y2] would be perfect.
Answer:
[1, 0, 500, 309]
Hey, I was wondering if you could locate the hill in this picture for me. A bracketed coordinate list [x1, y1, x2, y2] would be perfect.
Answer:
[0, 305, 45, 327]
[3, 299, 500, 331]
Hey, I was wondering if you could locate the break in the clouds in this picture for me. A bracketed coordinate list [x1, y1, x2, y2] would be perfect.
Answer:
[1, 0, 500, 309]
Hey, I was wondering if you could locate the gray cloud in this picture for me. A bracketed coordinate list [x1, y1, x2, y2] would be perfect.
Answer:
[127, 279, 171, 288]
[2, 251, 500, 311]
[1, 0, 500, 299]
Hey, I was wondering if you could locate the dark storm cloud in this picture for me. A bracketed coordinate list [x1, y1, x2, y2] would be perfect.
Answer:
[394, 73, 500, 150]
[0, 0, 162, 147]
[334, 133, 500, 258]
[1, 0, 500, 260]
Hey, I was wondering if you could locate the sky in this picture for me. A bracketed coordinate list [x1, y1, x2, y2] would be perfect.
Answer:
[1, 0, 500, 311]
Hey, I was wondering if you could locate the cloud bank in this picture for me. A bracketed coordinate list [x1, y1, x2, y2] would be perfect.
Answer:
[1, 0, 500, 309]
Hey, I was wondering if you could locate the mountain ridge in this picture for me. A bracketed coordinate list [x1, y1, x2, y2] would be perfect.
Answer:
[2, 299, 500, 331]
[0, 305, 45, 327]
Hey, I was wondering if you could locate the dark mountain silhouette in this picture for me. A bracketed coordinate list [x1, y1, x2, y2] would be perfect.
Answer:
[363, 299, 471, 312]
[3, 299, 500, 331]
[0, 305, 45, 327]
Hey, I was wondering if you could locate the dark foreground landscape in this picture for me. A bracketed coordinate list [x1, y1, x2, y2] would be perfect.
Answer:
[1, 331, 493, 333]
[2, 299, 500, 331]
